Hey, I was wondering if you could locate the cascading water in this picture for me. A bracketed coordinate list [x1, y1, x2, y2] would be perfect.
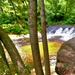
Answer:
[46, 25, 75, 41]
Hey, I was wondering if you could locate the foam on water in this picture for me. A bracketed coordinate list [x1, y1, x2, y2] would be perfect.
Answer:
[46, 25, 75, 41]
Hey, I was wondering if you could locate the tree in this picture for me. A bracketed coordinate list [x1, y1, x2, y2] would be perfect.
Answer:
[0, 27, 27, 75]
[0, 41, 12, 75]
[65, 0, 75, 13]
[28, 0, 44, 75]
[40, 0, 51, 75]
[0, 54, 11, 75]
[0, 41, 9, 67]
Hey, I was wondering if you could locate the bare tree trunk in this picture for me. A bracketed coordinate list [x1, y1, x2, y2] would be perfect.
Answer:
[0, 42, 12, 74]
[40, 0, 51, 75]
[0, 41, 9, 67]
[0, 27, 27, 75]
[28, 0, 44, 75]
[0, 53, 11, 75]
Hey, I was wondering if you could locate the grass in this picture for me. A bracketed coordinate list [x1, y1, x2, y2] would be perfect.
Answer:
[21, 41, 62, 55]
[48, 41, 62, 55]
[20, 41, 62, 71]
[0, 41, 62, 74]
[20, 41, 62, 64]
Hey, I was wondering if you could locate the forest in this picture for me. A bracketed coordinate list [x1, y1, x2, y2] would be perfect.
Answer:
[0, 0, 75, 34]
[0, 0, 75, 75]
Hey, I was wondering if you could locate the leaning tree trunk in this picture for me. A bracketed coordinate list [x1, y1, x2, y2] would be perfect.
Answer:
[28, 0, 44, 75]
[0, 27, 27, 75]
[0, 53, 11, 75]
[40, 0, 51, 75]
[0, 42, 12, 74]
[0, 41, 9, 67]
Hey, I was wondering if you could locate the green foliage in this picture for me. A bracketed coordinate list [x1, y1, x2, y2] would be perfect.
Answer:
[25, 62, 32, 74]
[1, 24, 11, 33]
[45, 0, 75, 25]
[64, 63, 68, 67]
[12, 24, 23, 34]
[64, 12, 75, 24]
[0, 0, 29, 34]
[0, 13, 14, 25]
[0, 55, 11, 75]
[1, 24, 29, 34]
[0, 0, 75, 34]
[21, 29, 29, 35]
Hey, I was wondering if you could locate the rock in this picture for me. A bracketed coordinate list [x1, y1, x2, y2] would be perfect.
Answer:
[37, 32, 42, 38]
[19, 31, 41, 39]
[24, 34, 30, 38]
[55, 37, 75, 75]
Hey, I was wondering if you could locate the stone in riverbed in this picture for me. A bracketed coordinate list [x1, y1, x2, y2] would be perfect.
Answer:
[55, 37, 75, 75]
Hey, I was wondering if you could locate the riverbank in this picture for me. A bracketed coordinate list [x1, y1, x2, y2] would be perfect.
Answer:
[7, 34, 63, 75]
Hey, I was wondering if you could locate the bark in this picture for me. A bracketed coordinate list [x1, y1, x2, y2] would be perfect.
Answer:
[56, 37, 75, 75]
[0, 42, 12, 74]
[0, 41, 9, 67]
[40, 0, 51, 75]
[0, 54, 11, 75]
[28, 0, 44, 75]
[0, 27, 27, 75]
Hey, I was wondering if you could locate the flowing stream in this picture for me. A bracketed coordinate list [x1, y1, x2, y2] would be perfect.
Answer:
[9, 25, 75, 75]
[46, 25, 75, 41]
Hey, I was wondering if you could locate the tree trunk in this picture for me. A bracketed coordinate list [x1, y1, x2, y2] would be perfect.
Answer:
[0, 41, 9, 67]
[28, 0, 44, 75]
[0, 54, 11, 75]
[0, 42, 12, 74]
[0, 27, 27, 75]
[40, 0, 51, 75]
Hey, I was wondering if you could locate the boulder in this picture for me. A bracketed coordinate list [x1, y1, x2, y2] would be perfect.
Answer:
[55, 37, 75, 75]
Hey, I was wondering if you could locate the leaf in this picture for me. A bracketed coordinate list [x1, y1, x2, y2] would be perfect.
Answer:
[0, 56, 2, 58]
[64, 63, 68, 67]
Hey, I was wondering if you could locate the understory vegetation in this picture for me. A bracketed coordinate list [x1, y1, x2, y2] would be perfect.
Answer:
[0, 0, 75, 74]
[20, 41, 62, 69]
[0, 0, 75, 34]
[0, 40, 62, 74]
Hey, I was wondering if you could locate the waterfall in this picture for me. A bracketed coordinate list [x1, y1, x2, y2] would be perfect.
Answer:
[46, 25, 75, 41]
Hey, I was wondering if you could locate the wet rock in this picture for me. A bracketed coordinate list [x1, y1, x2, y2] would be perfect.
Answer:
[55, 37, 75, 75]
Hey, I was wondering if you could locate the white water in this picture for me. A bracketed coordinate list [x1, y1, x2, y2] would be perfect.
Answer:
[9, 25, 75, 42]
[47, 26, 75, 41]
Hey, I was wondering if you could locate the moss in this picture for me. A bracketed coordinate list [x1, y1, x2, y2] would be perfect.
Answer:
[20, 41, 61, 61]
